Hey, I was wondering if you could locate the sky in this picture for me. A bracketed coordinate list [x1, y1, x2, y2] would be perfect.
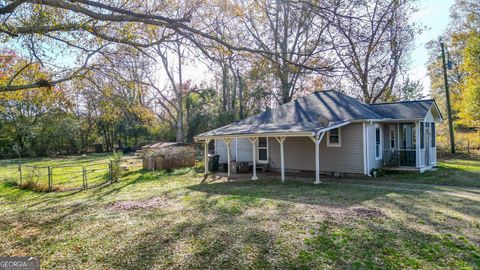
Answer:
[407, 0, 455, 96]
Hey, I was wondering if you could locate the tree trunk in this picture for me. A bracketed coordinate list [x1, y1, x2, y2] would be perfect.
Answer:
[237, 69, 245, 119]
[176, 42, 184, 143]
[280, 1, 291, 105]
[221, 62, 228, 112]
[230, 64, 237, 115]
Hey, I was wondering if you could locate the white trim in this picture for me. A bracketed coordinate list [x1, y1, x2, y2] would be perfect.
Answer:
[313, 121, 350, 136]
[224, 138, 232, 177]
[312, 132, 325, 184]
[204, 138, 211, 175]
[363, 122, 367, 175]
[196, 121, 352, 141]
[427, 102, 444, 123]
[235, 138, 238, 161]
[375, 124, 383, 161]
[366, 123, 370, 175]
[249, 137, 258, 180]
[196, 132, 314, 141]
[275, 136, 286, 182]
[326, 127, 342, 147]
[415, 122, 420, 168]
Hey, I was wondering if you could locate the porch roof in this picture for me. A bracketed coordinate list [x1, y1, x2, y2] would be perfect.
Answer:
[368, 100, 438, 120]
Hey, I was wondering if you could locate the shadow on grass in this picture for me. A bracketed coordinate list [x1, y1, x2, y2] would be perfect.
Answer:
[105, 205, 277, 269]
[187, 178, 430, 208]
[295, 221, 480, 269]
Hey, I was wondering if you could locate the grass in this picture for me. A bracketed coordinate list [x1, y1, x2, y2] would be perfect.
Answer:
[380, 157, 480, 187]
[0, 155, 479, 269]
[0, 154, 139, 191]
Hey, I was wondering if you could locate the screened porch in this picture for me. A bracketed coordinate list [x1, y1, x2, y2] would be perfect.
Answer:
[382, 121, 437, 170]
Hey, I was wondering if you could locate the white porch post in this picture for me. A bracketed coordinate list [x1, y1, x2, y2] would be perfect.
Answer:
[224, 138, 232, 178]
[249, 137, 258, 180]
[314, 138, 320, 184]
[310, 132, 325, 184]
[204, 138, 211, 175]
[415, 122, 420, 168]
[275, 136, 286, 182]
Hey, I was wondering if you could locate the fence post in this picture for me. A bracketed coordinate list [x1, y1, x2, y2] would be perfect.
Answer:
[18, 164, 22, 185]
[109, 160, 113, 183]
[82, 165, 87, 189]
[47, 166, 52, 191]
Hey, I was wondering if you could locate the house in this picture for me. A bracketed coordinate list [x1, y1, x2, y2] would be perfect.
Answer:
[194, 90, 443, 183]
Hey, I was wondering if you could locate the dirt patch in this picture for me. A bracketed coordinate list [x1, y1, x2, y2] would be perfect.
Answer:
[350, 207, 385, 218]
[293, 204, 386, 223]
[107, 197, 171, 211]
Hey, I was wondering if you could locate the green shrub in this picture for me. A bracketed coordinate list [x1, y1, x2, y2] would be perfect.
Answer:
[110, 152, 123, 182]
[370, 168, 385, 177]
[194, 160, 205, 172]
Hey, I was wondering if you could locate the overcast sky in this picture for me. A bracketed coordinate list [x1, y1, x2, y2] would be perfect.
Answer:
[408, 0, 454, 96]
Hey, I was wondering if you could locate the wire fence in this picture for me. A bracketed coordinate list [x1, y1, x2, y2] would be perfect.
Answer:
[0, 156, 144, 191]
[19, 162, 113, 191]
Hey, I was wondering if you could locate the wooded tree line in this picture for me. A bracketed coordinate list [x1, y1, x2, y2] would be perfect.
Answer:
[1, 0, 427, 158]
[427, 0, 480, 131]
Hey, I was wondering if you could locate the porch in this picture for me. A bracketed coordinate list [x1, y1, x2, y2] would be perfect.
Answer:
[198, 121, 356, 184]
[381, 122, 437, 172]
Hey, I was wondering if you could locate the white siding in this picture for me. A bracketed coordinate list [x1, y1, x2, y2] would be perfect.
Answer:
[214, 138, 252, 163]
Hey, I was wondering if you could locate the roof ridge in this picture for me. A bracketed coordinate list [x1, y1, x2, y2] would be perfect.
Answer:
[320, 90, 384, 119]
[369, 99, 434, 105]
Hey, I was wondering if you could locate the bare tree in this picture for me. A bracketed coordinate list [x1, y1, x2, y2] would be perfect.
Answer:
[327, 0, 417, 103]
[240, 0, 332, 104]
[0, 0, 334, 93]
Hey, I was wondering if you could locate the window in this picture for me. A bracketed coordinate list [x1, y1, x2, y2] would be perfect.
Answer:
[327, 128, 341, 147]
[257, 137, 268, 163]
[431, 122, 436, 147]
[208, 140, 215, 154]
[375, 126, 382, 159]
[390, 128, 395, 149]
[420, 122, 425, 149]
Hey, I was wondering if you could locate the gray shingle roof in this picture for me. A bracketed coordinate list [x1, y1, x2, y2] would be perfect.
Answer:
[368, 100, 435, 120]
[195, 90, 435, 138]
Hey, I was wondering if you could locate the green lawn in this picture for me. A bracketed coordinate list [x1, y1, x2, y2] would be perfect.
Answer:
[0, 154, 139, 191]
[0, 156, 479, 269]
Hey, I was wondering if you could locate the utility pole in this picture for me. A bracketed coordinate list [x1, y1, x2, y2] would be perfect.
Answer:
[440, 42, 455, 154]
